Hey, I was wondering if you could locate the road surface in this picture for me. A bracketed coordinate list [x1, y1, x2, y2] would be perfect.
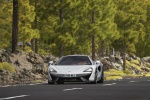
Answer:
[0, 77, 150, 100]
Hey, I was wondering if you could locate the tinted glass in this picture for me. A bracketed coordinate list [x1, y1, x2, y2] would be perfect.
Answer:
[56, 56, 92, 65]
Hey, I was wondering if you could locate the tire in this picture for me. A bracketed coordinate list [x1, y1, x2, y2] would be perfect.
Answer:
[57, 81, 64, 84]
[48, 80, 54, 84]
[98, 71, 104, 83]
[91, 71, 97, 84]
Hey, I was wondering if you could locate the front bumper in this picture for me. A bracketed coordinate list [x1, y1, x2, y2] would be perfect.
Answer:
[48, 72, 92, 82]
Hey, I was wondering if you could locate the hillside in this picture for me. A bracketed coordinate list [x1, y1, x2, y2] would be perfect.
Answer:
[0, 50, 48, 85]
[0, 50, 150, 86]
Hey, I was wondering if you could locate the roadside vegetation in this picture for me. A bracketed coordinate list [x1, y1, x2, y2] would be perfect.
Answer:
[105, 59, 150, 81]
[0, 62, 15, 73]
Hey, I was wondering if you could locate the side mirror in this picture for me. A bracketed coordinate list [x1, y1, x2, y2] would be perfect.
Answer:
[48, 61, 54, 66]
[96, 60, 103, 67]
[96, 61, 100, 65]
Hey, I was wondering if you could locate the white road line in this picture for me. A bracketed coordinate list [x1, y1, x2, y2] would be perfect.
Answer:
[129, 81, 139, 83]
[0, 95, 29, 100]
[63, 88, 83, 91]
[103, 83, 116, 86]
[127, 78, 131, 79]
[1, 85, 11, 88]
[0, 82, 47, 88]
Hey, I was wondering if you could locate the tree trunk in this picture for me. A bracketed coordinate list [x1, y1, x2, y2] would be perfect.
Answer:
[31, 39, 35, 51]
[123, 41, 126, 71]
[34, 0, 38, 53]
[92, 34, 95, 60]
[91, 11, 95, 61]
[101, 40, 104, 57]
[35, 38, 38, 53]
[59, 0, 63, 57]
[12, 0, 19, 53]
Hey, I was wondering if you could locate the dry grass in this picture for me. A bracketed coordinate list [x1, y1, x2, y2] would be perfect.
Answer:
[0, 62, 15, 73]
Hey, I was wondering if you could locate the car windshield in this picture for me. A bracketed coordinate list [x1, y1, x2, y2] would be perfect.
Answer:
[56, 56, 92, 65]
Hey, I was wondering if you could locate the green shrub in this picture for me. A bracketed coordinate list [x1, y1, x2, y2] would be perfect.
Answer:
[0, 63, 3, 70]
[126, 60, 142, 72]
[104, 69, 125, 76]
[24, 46, 33, 52]
[105, 76, 123, 81]
[144, 73, 150, 77]
[124, 69, 130, 74]
[131, 60, 140, 65]
[38, 48, 49, 55]
[0, 62, 15, 73]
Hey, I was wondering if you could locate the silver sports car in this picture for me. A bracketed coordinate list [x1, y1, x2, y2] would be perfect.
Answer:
[48, 55, 104, 84]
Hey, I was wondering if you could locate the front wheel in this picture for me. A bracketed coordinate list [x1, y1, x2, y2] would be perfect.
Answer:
[91, 72, 97, 84]
[48, 80, 54, 84]
[57, 81, 64, 84]
[98, 72, 104, 83]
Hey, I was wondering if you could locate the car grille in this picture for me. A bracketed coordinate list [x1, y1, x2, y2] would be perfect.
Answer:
[50, 74, 91, 82]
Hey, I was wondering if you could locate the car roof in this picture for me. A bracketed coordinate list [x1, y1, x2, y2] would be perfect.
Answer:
[62, 55, 89, 57]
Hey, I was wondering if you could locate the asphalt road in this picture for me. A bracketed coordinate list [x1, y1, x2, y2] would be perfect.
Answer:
[0, 77, 150, 100]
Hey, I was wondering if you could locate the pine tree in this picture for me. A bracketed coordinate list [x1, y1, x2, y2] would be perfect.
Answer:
[136, 0, 150, 57]
[12, 0, 19, 53]
[114, 0, 146, 54]
[86, 0, 119, 57]
[18, 0, 40, 51]
[0, 0, 12, 49]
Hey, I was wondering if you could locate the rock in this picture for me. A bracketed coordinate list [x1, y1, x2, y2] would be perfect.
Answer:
[112, 62, 123, 71]
[109, 55, 123, 64]
[126, 56, 133, 61]
[101, 57, 112, 71]
[0, 70, 12, 84]
[109, 55, 116, 62]
[35, 64, 44, 73]
[45, 56, 51, 63]
[27, 52, 44, 64]
[130, 54, 138, 60]
[137, 57, 141, 62]
[141, 57, 150, 63]
[0, 50, 11, 63]
[0, 54, 2, 62]
[141, 67, 149, 72]
[0, 50, 49, 86]
[115, 56, 123, 64]
[0, 69, 3, 72]
[35, 74, 42, 79]
[10, 53, 32, 70]
[144, 62, 150, 68]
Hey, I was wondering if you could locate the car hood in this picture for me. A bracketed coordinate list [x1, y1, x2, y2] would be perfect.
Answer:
[51, 65, 94, 74]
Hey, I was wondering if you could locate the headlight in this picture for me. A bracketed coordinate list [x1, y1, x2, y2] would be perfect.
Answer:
[49, 68, 57, 72]
[84, 68, 93, 72]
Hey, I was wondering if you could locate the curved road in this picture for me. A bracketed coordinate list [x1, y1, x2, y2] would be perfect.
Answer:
[0, 77, 150, 100]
